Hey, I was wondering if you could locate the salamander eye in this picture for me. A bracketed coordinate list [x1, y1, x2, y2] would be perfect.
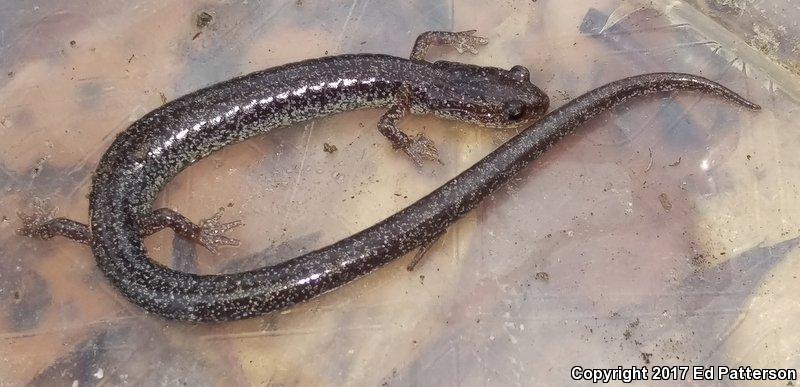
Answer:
[503, 100, 527, 121]
[509, 65, 530, 82]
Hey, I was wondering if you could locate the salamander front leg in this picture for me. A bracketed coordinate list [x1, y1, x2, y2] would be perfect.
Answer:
[17, 198, 91, 244]
[378, 97, 442, 167]
[410, 30, 488, 61]
[139, 207, 242, 253]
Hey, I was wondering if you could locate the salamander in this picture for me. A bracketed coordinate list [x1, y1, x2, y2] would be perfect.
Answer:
[18, 31, 759, 321]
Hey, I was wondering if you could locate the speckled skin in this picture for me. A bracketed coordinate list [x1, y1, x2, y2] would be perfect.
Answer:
[19, 33, 759, 321]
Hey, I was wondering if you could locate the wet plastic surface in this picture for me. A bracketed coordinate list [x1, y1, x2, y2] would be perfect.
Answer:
[1, 0, 798, 385]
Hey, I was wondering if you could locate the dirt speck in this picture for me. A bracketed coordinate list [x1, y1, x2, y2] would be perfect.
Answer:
[690, 254, 708, 267]
[30, 157, 49, 178]
[323, 143, 338, 153]
[641, 352, 653, 364]
[196, 11, 213, 28]
[380, 368, 399, 387]
[534, 271, 549, 282]
[658, 193, 672, 212]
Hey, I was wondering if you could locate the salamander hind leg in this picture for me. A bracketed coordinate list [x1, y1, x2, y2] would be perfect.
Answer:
[410, 30, 488, 61]
[378, 97, 442, 167]
[139, 207, 242, 253]
[17, 197, 91, 244]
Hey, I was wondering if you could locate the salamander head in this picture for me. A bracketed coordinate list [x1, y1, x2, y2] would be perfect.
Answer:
[423, 61, 549, 128]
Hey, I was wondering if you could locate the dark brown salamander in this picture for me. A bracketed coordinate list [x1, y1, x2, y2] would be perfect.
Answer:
[18, 31, 759, 321]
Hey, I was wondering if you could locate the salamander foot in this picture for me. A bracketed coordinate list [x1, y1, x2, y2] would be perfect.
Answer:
[194, 208, 243, 253]
[17, 197, 91, 244]
[403, 133, 442, 167]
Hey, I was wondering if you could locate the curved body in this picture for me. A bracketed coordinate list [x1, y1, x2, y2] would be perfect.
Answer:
[89, 71, 757, 321]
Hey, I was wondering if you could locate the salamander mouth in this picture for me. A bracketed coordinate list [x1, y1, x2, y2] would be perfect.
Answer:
[436, 107, 473, 115]
[436, 107, 491, 119]
[435, 107, 534, 128]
